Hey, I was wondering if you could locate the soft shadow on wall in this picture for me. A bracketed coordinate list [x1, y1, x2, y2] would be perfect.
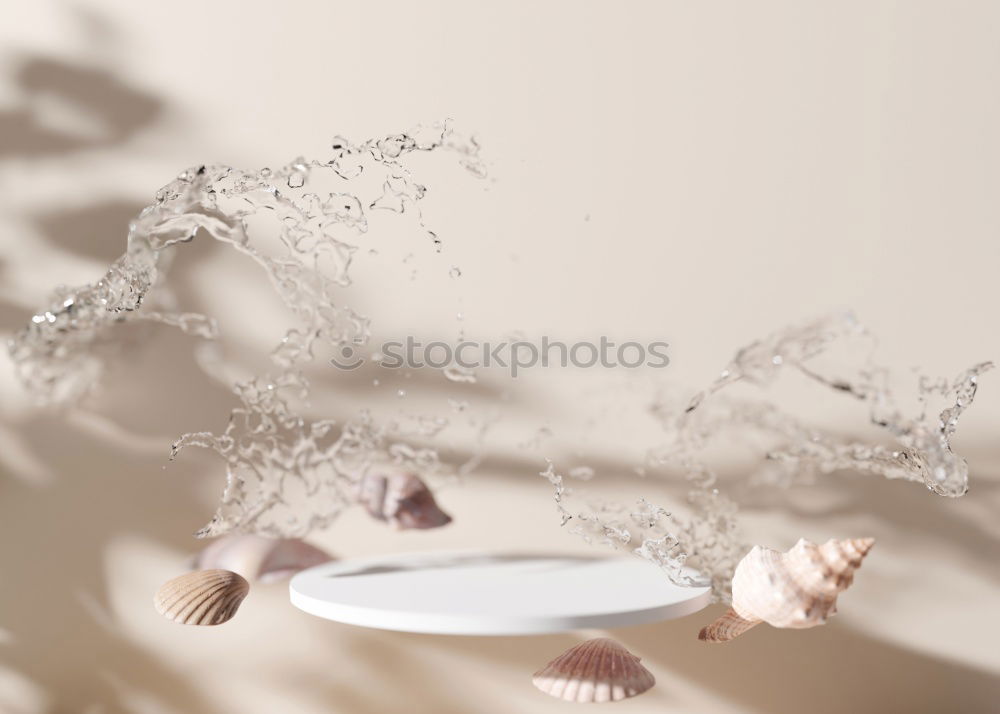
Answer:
[0, 56, 160, 158]
[0, 12, 217, 713]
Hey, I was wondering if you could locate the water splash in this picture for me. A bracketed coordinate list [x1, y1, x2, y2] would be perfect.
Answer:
[539, 461, 715, 588]
[543, 312, 990, 600]
[682, 312, 992, 498]
[9, 122, 488, 537]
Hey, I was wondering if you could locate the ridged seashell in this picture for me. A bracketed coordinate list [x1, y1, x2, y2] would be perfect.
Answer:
[355, 471, 452, 530]
[699, 537, 874, 643]
[191, 535, 332, 583]
[532, 638, 655, 703]
[154, 569, 249, 626]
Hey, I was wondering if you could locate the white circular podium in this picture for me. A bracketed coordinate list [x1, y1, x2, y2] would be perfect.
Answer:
[289, 550, 711, 635]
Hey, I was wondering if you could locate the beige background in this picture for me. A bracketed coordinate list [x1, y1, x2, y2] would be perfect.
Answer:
[1, 1, 999, 712]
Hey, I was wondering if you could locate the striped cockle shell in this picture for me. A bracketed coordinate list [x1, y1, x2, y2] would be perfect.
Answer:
[355, 471, 452, 530]
[532, 638, 655, 703]
[191, 535, 332, 583]
[699, 537, 874, 643]
[154, 569, 249, 626]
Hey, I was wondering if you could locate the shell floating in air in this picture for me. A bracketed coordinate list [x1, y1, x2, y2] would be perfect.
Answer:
[699, 537, 874, 643]
[355, 471, 452, 530]
[192, 535, 332, 583]
[154, 569, 249, 626]
[532, 638, 655, 703]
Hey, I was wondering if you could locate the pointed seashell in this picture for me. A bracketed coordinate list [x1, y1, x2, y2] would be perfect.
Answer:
[355, 471, 452, 530]
[154, 569, 249, 626]
[699, 537, 874, 643]
[191, 535, 332, 583]
[532, 638, 655, 703]
[698, 608, 760, 643]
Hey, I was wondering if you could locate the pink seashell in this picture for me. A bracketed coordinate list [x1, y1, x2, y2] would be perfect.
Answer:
[355, 471, 452, 530]
[698, 608, 760, 643]
[192, 535, 332, 583]
[154, 569, 249, 626]
[699, 537, 875, 643]
[532, 638, 655, 703]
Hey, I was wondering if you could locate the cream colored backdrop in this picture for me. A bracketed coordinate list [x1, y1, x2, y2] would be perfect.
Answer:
[1, 1, 998, 712]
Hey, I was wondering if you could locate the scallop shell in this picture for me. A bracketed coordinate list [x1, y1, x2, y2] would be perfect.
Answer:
[191, 535, 332, 583]
[532, 638, 655, 703]
[154, 569, 249, 626]
[355, 471, 452, 530]
[699, 537, 874, 643]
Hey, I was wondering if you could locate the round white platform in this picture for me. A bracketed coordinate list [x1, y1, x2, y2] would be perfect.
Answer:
[289, 550, 712, 635]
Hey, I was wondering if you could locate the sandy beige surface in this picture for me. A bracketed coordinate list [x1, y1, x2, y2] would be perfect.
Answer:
[1, 2, 999, 712]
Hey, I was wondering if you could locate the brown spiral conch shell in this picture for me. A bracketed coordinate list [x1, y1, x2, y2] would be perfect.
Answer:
[355, 471, 452, 530]
[532, 638, 655, 703]
[699, 537, 875, 643]
[154, 569, 250, 626]
[191, 535, 332, 583]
